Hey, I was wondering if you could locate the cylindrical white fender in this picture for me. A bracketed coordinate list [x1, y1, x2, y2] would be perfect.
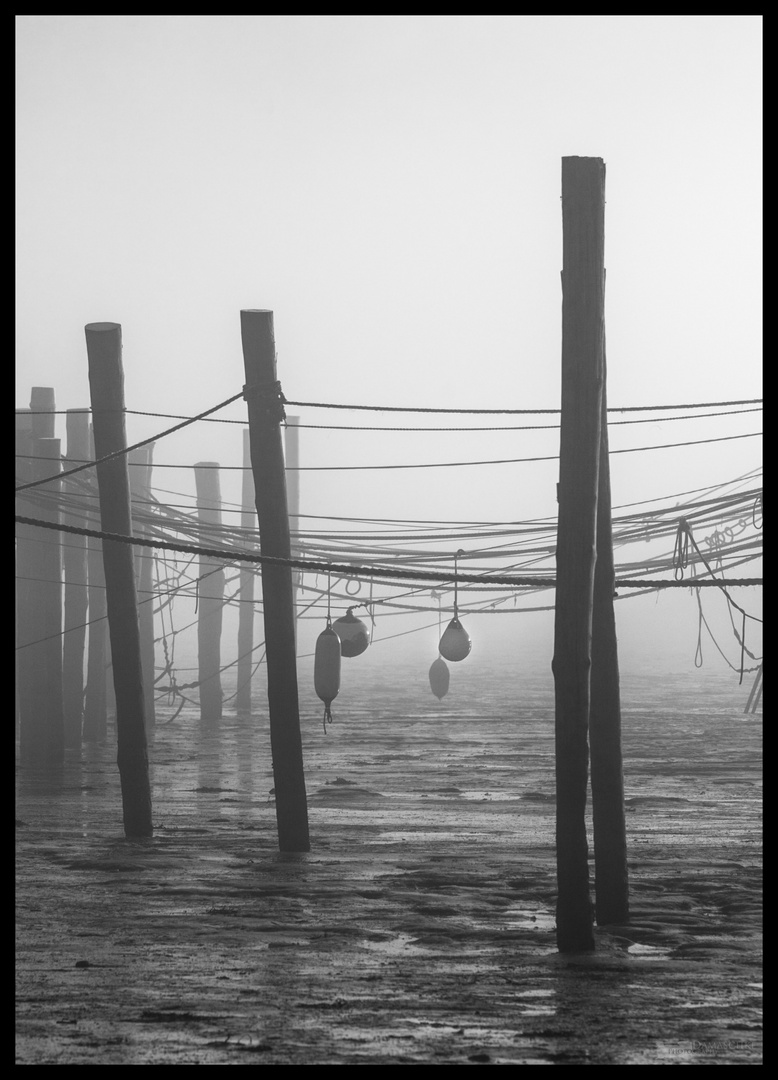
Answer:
[314, 626, 341, 705]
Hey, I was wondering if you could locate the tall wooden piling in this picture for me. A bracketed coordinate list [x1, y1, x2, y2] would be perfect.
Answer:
[62, 409, 91, 748]
[194, 462, 225, 721]
[589, 353, 629, 925]
[129, 443, 157, 732]
[85, 321, 152, 838]
[83, 422, 109, 743]
[30, 386, 56, 440]
[16, 409, 36, 752]
[241, 309, 310, 852]
[236, 429, 256, 714]
[552, 156, 605, 952]
[19, 433, 65, 765]
[285, 415, 302, 640]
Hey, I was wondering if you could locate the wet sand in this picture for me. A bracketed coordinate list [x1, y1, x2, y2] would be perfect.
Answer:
[16, 665, 762, 1064]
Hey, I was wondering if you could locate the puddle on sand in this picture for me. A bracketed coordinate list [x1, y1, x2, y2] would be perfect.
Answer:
[511, 987, 556, 1017]
[626, 943, 673, 960]
[360, 933, 432, 957]
[501, 908, 556, 932]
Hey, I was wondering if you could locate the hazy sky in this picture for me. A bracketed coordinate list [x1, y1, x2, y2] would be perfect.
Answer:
[16, 16, 762, 675]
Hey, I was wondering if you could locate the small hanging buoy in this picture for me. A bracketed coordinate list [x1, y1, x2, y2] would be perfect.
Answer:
[331, 607, 371, 658]
[439, 549, 471, 662]
[429, 656, 450, 699]
[439, 616, 471, 662]
[314, 625, 341, 732]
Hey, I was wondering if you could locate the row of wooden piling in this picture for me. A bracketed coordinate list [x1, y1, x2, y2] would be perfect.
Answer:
[15, 160, 631, 951]
[15, 384, 300, 753]
[16, 312, 309, 849]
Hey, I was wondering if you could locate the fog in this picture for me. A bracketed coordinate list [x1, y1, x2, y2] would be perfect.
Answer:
[16, 16, 762, 684]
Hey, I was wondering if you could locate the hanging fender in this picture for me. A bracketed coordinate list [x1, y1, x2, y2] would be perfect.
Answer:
[332, 608, 371, 657]
[439, 616, 472, 663]
[429, 656, 450, 700]
[315, 626, 341, 730]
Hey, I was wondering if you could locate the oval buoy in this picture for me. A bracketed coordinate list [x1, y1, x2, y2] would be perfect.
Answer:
[332, 608, 371, 658]
[439, 616, 471, 662]
[314, 625, 341, 731]
[429, 656, 450, 699]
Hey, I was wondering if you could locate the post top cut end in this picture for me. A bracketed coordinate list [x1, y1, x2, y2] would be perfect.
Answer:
[85, 322, 121, 333]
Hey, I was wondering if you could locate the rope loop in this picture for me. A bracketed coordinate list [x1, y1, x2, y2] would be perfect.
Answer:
[673, 518, 692, 580]
[323, 702, 333, 735]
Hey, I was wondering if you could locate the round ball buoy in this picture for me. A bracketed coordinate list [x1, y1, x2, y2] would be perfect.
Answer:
[314, 625, 341, 732]
[331, 607, 371, 658]
[429, 656, 450, 700]
[439, 616, 471, 662]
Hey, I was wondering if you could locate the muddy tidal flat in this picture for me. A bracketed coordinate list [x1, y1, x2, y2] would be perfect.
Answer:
[16, 664, 762, 1065]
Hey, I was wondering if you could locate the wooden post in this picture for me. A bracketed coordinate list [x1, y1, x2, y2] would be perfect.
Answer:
[30, 386, 56, 440]
[85, 321, 152, 838]
[83, 422, 108, 743]
[62, 409, 91, 749]
[552, 156, 605, 952]
[129, 443, 157, 732]
[194, 462, 225, 721]
[16, 409, 35, 753]
[285, 415, 302, 642]
[19, 435, 65, 765]
[589, 351, 629, 925]
[236, 428, 256, 714]
[240, 309, 310, 852]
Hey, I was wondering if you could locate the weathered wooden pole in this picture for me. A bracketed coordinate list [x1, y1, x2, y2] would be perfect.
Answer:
[194, 462, 225, 721]
[129, 442, 157, 732]
[62, 409, 91, 749]
[83, 422, 109, 743]
[589, 350, 630, 925]
[22, 388, 65, 764]
[240, 309, 310, 852]
[30, 386, 56, 440]
[85, 321, 152, 838]
[20, 433, 65, 765]
[16, 408, 36, 752]
[552, 156, 605, 952]
[236, 428, 256, 715]
[285, 415, 302, 642]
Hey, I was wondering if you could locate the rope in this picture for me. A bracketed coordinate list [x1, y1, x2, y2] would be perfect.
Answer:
[54, 404, 759, 433]
[45, 430, 754, 472]
[15, 514, 762, 591]
[693, 585, 761, 675]
[18, 396, 763, 419]
[282, 397, 762, 415]
[14, 391, 244, 493]
[322, 703, 333, 736]
[679, 523, 763, 623]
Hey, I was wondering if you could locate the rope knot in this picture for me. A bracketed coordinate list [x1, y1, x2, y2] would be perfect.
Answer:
[243, 380, 287, 425]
